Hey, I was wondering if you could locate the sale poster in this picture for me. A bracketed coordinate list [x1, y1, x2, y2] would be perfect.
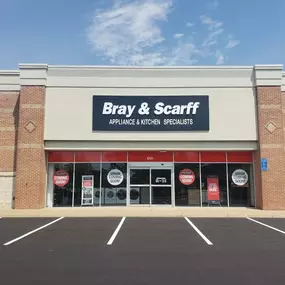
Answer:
[207, 176, 220, 203]
[81, 175, 94, 206]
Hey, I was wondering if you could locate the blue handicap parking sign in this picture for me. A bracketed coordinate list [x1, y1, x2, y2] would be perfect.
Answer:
[261, 158, 268, 171]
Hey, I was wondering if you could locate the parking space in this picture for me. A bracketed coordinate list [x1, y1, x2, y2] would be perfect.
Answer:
[0, 217, 55, 246]
[190, 218, 285, 251]
[0, 217, 122, 285]
[0, 217, 285, 285]
[111, 217, 211, 251]
[253, 217, 285, 233]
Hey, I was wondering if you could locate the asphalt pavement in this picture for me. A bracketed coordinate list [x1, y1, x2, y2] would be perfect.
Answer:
[0, 217, 285, 285]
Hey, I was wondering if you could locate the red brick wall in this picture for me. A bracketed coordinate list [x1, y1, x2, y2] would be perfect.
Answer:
[14, 86, 46, 209]
[282, 91, 285, 140]
[256, 86, 285, 210]
[0, 92, 19, 173]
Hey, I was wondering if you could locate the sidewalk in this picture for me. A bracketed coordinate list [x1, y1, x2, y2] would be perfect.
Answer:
[1, 207, 285, 218]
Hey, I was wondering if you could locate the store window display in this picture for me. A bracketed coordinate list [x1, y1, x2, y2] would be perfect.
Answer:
[48, 163, 74, 207]
[228, 164, 254, 206]
[175, 163, 200, 206]
[74, 163, 101, 206]
[201, 163, 227, 206]
[101, 163, 127, 206]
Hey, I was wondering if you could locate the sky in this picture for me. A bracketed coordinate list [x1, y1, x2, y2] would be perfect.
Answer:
[0, 0, 284, 69]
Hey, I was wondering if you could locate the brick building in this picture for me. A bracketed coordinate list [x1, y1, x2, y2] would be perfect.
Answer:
[0, 64, 285, 210]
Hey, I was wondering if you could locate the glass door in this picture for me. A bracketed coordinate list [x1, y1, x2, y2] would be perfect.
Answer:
[129, 168, 150, 205]
[128, 166, 173, 206]
[151, 169, 172, 205]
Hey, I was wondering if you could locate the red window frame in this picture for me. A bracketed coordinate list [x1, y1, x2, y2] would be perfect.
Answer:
[227, 151, 253, 163]
[174, 151, 199, 163]
[200, 151, 226, 163]
[128, 151, 173, 162]
[75, 151, 101, 162]
[102, 151, 127, 162]
[48, 151, 74, 163]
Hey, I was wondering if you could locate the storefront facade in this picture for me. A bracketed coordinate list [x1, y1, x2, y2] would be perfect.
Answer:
[0, 64, 285, 210]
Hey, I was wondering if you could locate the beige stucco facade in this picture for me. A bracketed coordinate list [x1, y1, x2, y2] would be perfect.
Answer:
[44, 65, 260, 150]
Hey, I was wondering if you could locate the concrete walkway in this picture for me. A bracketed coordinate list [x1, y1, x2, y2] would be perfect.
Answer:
[1, 207, 285, 218]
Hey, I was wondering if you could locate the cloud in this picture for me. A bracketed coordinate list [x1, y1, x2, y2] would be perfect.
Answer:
[207, 0, 219, 10]
[200, 15, 223, 30]
[167, 42, 198, 65]
[87, 0, 173, 65]
[215, 50, 224, 65]
[226, 39, 240, 49]
[174, 33, 184, 39]
[186, 22, 195, 27]
[200, 15, 224, 50]
[86, 0, 240, 66]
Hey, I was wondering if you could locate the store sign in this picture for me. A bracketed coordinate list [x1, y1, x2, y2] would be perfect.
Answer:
[81, 175, 94, 206]
[155, 177, 167, 184]
[232, 169, 248, 186]
[53, 170, 69, 187]
[92, 95, 209, 131]
[207, 176, 220, 203]
[179, 169, 195, 185]
[107, 169, 124, 186]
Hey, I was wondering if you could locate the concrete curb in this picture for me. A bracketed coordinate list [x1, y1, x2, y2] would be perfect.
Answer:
[1, 207, 285, 218]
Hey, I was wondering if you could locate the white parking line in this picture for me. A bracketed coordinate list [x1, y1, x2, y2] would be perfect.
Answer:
[184, 217, 213, 245]
[3, 217, 64, 246]
[247, 217, 285, 235]
[107, 217, 126, 245]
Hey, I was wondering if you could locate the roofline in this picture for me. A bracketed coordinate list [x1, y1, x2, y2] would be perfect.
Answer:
[47, 64, 255, 70]
[0, 70, 20, 75]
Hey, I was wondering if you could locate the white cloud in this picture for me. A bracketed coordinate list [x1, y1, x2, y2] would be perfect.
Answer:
[186, 22, 195, 27]
[86, 1, 240, 66]
[226, 39, 240, 49]
[174, 33, 184, 39]
[200, 15, 223, 30]
[87, 0, 173, 65]
[200, 15, 223, 49]
[166, 42, 198, 65]
[215, 50, 224, 64]
[207, 0, 219, 10]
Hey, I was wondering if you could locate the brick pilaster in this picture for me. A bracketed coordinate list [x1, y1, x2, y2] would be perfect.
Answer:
[0, 91, 19, 208]
[256, 86, 285, 210]
[14, 86, 46, 209]
[0, 92, 19, 172]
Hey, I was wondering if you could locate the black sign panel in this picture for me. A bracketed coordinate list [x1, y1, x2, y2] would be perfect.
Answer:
[92, 95, 209, 131]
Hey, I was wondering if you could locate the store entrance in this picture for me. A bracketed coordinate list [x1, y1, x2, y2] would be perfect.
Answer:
[151, 169, 172, 205]
[128, 164, 173, 206]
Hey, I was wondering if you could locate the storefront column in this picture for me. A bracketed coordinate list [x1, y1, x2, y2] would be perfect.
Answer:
[255, 65, 285, 210]
[14, 64, 47, 209]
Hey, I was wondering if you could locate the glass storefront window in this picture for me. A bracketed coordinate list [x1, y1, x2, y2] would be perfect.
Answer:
[49, 163, 74, 207]
[201, 163, 227, 206]
[74, 163, 101, 207]
[46, 151, 255, 208]
[228, 164, 254, 207]
[130, 169, 150, 185]
[101, 163, 127, 206]
[175, 163, 200, 206]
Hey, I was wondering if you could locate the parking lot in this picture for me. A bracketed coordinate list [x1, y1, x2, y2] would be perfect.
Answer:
[0, 216, 285, 285]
